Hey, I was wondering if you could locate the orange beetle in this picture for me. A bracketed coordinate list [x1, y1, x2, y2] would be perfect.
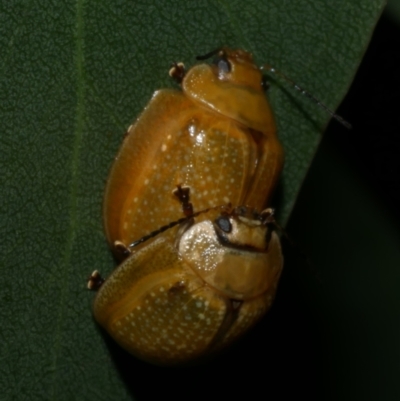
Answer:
[90, 48, 284, 365]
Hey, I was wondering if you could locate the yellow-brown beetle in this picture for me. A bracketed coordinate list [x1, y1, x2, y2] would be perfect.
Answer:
[89, 48, 284, 365]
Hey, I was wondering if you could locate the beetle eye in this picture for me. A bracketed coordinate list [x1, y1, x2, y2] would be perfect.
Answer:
[215, 215, 232, 233]
[213, 56, 231, 73]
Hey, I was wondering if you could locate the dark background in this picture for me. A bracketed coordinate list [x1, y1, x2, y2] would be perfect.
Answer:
[282, 10, 400, 401]
[311, 9, 400, 225]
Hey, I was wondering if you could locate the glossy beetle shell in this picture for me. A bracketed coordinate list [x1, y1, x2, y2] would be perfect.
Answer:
[95, 208, 282, 365]
[94, 48, 284, 365]
[103, 49, 283, 250]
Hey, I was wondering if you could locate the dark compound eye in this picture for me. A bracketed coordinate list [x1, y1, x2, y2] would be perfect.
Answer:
[215, 215, 232, 233]
[213, 56, 231, 73]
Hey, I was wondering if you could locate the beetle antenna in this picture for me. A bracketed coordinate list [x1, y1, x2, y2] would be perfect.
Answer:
[267, 216, 308, 262]
[128, 204, 231, 250]
[196, 48, 223, 60]
[261, 64, 352, 129]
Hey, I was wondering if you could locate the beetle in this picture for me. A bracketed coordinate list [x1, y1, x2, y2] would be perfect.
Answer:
[89, 48, 284, 365]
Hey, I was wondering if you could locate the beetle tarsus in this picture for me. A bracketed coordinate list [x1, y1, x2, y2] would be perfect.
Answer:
[169, 62, 186, 84]
[87, 270, 105, 291]
[113, 240, 132, 261]
[173, 185, 194, 217]
[260, 207, 276, 225]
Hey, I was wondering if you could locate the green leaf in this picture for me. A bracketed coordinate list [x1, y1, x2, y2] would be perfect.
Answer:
[0, 1, 384, 400]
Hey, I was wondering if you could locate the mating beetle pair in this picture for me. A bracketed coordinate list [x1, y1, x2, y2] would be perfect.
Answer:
[89, 48, 285, 365]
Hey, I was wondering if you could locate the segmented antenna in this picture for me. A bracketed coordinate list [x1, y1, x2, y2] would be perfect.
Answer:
[128, 204, 231, 249]
[261, 64, 352, 129]
[196, 48, 222, 60]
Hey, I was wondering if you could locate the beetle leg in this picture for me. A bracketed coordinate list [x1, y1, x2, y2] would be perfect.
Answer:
[87, 270, 105, 291]
[208, 299, 243, 350]
[169, 62, 186, 84]
[172, 185, 193, 217]
[172, 185, 197, 248]
[113, 240, 132, 261]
